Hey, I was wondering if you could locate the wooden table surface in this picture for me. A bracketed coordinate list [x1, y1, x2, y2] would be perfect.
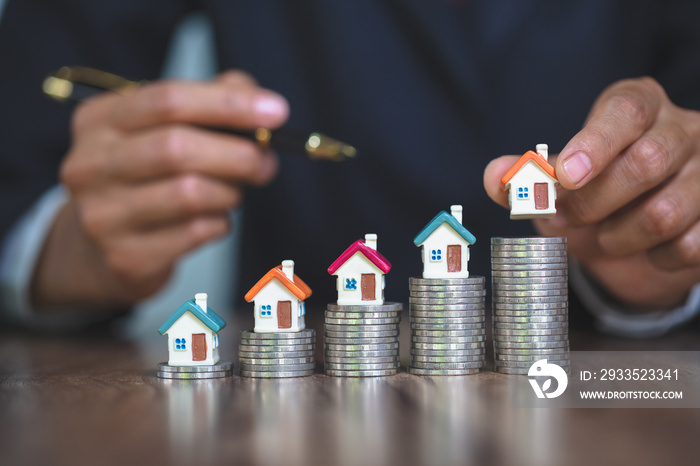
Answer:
[2, 309, 700, 466]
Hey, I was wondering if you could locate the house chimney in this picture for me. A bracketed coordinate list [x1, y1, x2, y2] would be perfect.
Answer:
[365, 234, 377, 250]
[536, 143, 549, 161]
[282, 260, 295, 281]
[195, 293, 208, 313]
[450, 205, 463, 225]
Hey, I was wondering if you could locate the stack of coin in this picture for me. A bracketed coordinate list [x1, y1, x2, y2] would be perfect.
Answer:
[408, 277, 487, 376]
[491, 237, 570, 375]
[324, 302, 403, 377]
[238, 329, 316, 378]
[157, 361, 233, 379]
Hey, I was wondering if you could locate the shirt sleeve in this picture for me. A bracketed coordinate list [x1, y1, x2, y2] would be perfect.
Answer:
[569, 260, 700, 338]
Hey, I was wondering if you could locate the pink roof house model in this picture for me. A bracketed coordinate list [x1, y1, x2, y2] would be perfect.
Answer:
[501, 144, 559, 219]
[328, 234, 392, 305]
[245, 260, 313, 333]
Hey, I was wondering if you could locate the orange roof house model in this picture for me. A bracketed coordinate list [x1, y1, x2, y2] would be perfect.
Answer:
[245, 260, 312, 333]
[501, 144, 559, 219]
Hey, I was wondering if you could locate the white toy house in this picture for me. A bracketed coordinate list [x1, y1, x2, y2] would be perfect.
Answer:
[413, 205, 476, 279]
[158, 293, 226, 366]
[327, 234, 392, 305]
[245, 260, 312, 333]
[501, 144, 559, 219]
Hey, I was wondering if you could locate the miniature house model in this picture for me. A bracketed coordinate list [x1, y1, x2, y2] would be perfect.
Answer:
[501, 144, 559, 219]
[158, 293, 226, 366]
[245, 260, 312, 333]
[413, 205, 476, 279]
[328, 234, 392, 305]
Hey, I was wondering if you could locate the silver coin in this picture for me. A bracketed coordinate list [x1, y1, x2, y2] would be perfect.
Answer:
[491, 256, 568, 265]
[494, 341, 570, 349]
[493, 296, 568, 304]
[325, 311, 401, 319]
[412, 335, 485, 344]
[410, 317, 485, 326]
[324, 323, 399, 332]
[495, 353, 570, 363]
[493, 327, 569, 337]
[240, 362, 316, 372]
[410, 290, 487, 298]
[240, 329, 315, 340]
[410, 305, 485, 313]
[491, 263, 568, 272]
[408, 367, 481, 376]
[492, 315, 568, 323]
[327, 302, 403, 312]
[410, 297, 485, 305]
[493, 322, 568, 330]
[410, 277, 486, 286]
[238, 357, 316, 365]
[324, 336, 399, 345]
[495, 360, 571, 369]
[494, 346, 571, 355]
[492, 269, 568, 277]
[492, 304, 569, 313]
[325, 362, 400, 370]
[410, 345, 486, 355]
[491, 245, 568, 253]
[492, 237, 566, 244]
[491, 277, 568, 286]
[157, 370, 232, 379]
[325, 355, 399, 364]
[325, 349, 398, 358]
[238, 351, 314, 359]
[409, 316, 485, 324]
[325, 369, 398, 377]
[240, 338, 315, 346]
[240, 369, 314, 378]
[491, 248, 568, 256]
[410, 361, 483, 370]
[410, 321, 485, 330]
[412, 342, 484, 351]
[409, 285, 486, 292]
[324, 329, 399, 338]
[157, 362, 233, 373]
[412, 329, 486, 337]
[324, 317, 401, 325]
[493, 337, 569, 346]
[410, 311, 485, 320]
[411, 354, 485, 363]
[239, 343, 314, 353]
[494, 289, 568, 297]
[325, 342, 399, 351]
[493, 282, 568, 291]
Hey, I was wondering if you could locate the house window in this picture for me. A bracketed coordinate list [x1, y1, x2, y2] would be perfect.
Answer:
[260, 304, 273, 318]
[213, 335, 219, 348]
[174, 338, 187, 351]
[299, 302, 306, 316]
[430, 249, 442, 261]
[517, 187, 529, 199]
[344, 278, 357, 290]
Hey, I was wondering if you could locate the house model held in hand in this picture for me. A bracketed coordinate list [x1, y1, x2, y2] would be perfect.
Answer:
[245, 260, 312, 333]
[501, 144, 559, 219]
[328, 234, 392, 305]
[158, 293, 226, 366]
[413, 205, 476, 279]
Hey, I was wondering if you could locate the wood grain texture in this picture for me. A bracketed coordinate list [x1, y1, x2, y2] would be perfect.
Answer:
[1, 310, 699, 466]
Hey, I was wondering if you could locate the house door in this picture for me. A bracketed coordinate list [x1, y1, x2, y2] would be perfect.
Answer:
[361, 274, 376, 301]
[534, 183, 549, 210]
[447, 245, 461, 273]
[277, 301, 292, 329]
[192, 333, 207, 361]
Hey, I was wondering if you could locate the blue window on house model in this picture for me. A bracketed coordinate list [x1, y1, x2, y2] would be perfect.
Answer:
[431, 249, 442, 261]
[174, 338, 187, 351]
[345, 278, 357, 290]
[260, 304, 273, 317]
[213, 335, 219, 348]
[518, 187, 529, 199]
[299, 302, 306, 316]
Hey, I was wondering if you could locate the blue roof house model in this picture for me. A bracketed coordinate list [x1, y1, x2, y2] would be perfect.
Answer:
[413, 205, 476, 279]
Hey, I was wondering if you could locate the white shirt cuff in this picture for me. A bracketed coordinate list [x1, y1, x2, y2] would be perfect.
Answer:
[570, 260, 700, 338]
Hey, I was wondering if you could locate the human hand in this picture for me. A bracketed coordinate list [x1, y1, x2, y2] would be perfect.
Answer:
[484, 77, 700, 309]
[33, 71, 289, 308]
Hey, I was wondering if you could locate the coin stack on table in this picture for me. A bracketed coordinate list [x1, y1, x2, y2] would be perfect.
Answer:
[491, 237, 570, 375]
[238, 329, 316, 378]
[157, 361, 234, 379]
[324, 303, 403, 377]
[407, 277, 487, 376]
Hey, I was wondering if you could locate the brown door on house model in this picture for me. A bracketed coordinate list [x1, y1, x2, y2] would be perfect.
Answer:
[277, 300, 292, 329]
[447, 245, 461, 273]
[534, 183, 549, 210]
[361, 274, 376, 300]
[192, 333, 207, 361]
